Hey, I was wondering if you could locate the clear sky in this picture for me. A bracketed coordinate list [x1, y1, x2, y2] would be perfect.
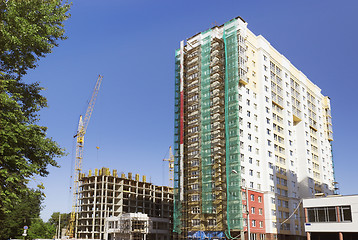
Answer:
[24, 0, 358, 220]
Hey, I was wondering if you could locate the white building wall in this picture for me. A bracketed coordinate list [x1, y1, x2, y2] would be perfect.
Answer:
[303, 195, 358, 232]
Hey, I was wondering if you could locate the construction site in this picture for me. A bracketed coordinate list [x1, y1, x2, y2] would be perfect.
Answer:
[66, 16, 337, 240]
[77, 168, 173, 240]
[65, 75, 175, 240]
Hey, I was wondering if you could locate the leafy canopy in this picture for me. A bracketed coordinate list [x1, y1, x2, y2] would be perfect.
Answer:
[0, 0, 71, 78]
[0, 0, 71, 238]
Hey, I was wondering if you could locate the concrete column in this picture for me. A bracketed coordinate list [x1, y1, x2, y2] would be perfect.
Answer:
[306, 232, 311, 240]
[339, 232, 343, 240]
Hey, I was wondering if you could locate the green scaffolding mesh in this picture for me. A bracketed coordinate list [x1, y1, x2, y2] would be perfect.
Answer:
[223, 19, 243, 233]
[173, 49, 182, 233]
[200, 30, 213, 214]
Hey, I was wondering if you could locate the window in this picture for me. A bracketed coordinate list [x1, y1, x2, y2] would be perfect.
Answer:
[259, 221, 263, 228]
[247, 99, 250, 106]
[251, 207, 255, 214]
[259, 208, 263, 215]
[208, 219, 217, 226]
[258, 196, 262, 203]
[251, 194, 255, 201]
[191, 195, 200, 201]
[191, 160, 199, 166]
[340, 206, 352, 222]
[247, 111, 251, 117]
[192, 219, 200, 226]
[307, 206, 352, 223]
[192, 207, 200, 214]
[249, 157, 253, 164]
[249, 169, 253, 176]
[248, 134, 252, 140]
[191, 184, 199, 190]
[250, 182, 254, 188]
[252, 220, 256, 227]
[269, 162, 273, 169]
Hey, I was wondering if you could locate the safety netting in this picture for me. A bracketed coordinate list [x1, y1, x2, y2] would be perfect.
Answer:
[223, 19, 243, 235]
[200, 29, 214, 214]
[173, 48, 182, 234]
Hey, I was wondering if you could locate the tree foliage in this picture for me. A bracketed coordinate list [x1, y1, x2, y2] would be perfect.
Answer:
[28, 219, 56, 240]
[0, 189, 43, 239]
[0, 1, 71, 238]
[48, 212, 71, 233]
[0, 0, 71, 78]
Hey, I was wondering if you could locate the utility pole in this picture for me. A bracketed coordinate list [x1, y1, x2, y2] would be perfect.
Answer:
[246, 185, 251, 240]
[58, 214, 61, 239]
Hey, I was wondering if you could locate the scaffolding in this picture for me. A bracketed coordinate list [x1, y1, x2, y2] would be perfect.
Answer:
[173, 18, 247, 239]
[223, 19, 243, 237]
[200, 29, 213, 214]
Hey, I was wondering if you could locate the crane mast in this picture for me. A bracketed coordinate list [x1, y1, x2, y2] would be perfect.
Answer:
[68, 75, 103, 238]
[163, 146, 174, 188]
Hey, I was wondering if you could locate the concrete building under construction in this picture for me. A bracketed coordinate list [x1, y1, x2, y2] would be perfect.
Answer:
[77, 168, 173, 240]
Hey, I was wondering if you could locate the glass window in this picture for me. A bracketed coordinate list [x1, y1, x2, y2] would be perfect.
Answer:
[340, 206, 352, 222]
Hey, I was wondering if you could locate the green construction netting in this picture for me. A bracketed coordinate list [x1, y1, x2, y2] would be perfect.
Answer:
[173, 48, 182, 234]
[200, 31, 213, 214]
[223, 19, 243, 233]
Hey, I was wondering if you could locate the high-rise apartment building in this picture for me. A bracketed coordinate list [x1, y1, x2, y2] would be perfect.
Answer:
[173, 16, 335, 240]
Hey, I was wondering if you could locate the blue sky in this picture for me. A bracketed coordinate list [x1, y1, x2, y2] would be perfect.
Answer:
[24, 0, 358, 220]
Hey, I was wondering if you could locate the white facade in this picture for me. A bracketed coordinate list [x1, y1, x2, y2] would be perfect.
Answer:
[104, 213, 170, 240]
[303, 195, 358, 233]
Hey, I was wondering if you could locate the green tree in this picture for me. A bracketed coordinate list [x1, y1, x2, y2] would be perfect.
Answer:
[28, 219, 56, 240]
[48, 212, 71, 234]
[0, 0, 71, 78]
[0, 1, 71, 238]
[0, 189, 43, 239]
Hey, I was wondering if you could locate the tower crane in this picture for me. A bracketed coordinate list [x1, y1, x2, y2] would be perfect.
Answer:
[163, 146, 174, 188]
[67, 75, 103, 238]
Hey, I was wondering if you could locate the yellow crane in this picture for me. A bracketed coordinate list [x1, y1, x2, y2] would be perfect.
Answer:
[163, 146, 174, 188]
[67, 75, 103, 238]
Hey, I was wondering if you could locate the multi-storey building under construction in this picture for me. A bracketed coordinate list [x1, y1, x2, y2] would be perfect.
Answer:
[77, 168, 173, 239]
[173, 16, 335, 240]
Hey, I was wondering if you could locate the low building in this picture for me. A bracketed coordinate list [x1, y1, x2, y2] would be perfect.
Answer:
[303, 194, 358, 240]
[105, 212, 170, 240]
[77, 168, 173, 239]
